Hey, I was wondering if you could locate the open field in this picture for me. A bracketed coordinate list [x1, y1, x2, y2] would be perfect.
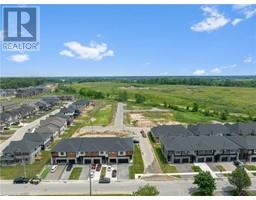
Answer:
[69, 82, 256, 122]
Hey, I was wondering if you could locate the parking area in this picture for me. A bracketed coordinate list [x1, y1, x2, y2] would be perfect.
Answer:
[174, 163, 194, 173]
[79, 165, 90, 180]
[45, 165, 65, 180]
[207, 162, 236, 172]
[117, 164, 129, 179]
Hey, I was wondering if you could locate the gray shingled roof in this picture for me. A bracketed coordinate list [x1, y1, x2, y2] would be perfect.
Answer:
[226, 136, 256, 149]
[151, 125, 193, 139]
[52, 137, 133, 152]
[187, 124, 231, 136]
[3, 139, 40, 154]
[225, 122, 256, 136]
[23, 132, 51, 143]
[36, 125, 57, 134]
[160, 136, 240, 151]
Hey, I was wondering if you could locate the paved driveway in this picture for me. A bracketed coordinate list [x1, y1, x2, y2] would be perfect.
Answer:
[117, 164, 129, 180]
[175, 164, 193, 173]
[79, 165, 89, 180]
[45, 165, 65, 180]
[60, 165, 72, 180]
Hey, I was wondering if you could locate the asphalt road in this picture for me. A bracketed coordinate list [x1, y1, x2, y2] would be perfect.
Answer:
[1, 178, 256, 195]
[0, 102, 73, 153]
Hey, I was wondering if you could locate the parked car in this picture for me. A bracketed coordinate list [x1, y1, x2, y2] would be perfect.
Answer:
[112, 169, 117, 178]
[89, 171, 95, 178]
[107, 166, 112, 172]
[133, 139, 140, 144]
[140, 130, 146, 138]
[13, 177, 29, 184]
[91, 163, 96, 170]
[96, 164, 102, 171]
[233, 160, 243, 167]
[66, 163, 73, 171]
[30, 177, 41, 185]
[51, 165, 58, 173]
[99, 177, 111, 184]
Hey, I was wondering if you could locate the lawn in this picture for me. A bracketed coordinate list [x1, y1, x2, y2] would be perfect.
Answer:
[0, 151, 51, 179]
[216, 165, 226, 172]
[191, 166, 202, 172]
[129, 144, 144, 179]
[69, 167, 82, 180]
[244, 165, 256, 171]
[100, 167, 106, 178]
[40, 166, 50, 179]
[148, 132, 177, 173]
[70, 82, 256, 121]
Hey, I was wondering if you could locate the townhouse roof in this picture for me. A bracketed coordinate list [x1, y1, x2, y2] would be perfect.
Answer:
[52, 137, 133, 153]
[2, 139, 40, 154]
[187, 123, 231, 136]
[160, 136, 240, 151]
[23, 132, 52, 143]
[151, 125, 193, 139]
[225, 136, 256, 149]
[225, 122, 256, 136]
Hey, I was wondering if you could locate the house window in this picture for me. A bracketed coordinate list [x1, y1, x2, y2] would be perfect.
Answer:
[119, 151, 124, 155]
[60, 152, 65, 156]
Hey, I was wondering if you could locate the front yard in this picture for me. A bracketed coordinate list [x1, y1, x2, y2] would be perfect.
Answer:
[0, 150, 51, 179]
[129, 144, 144, 179]
[148, 132, 177, 173]
[69, 167, 82, 180]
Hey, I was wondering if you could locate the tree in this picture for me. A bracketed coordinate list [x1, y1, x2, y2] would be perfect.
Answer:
[117, 91, 128, 102]
[135, 94, 146, 104]
[133, 184, 159, 196]
[192, 103, 198, 112]
[193, 171, 216, 196]
[228, 167, 251, 195]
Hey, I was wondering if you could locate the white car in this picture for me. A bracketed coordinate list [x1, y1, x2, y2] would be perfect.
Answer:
[107, 166, 112, 172]
[50, 165, 58, 173]
[89, 171, 95, 178]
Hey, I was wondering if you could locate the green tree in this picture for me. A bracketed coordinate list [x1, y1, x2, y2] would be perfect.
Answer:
[193, 171, 216, 196]
[117, 91, 128, 102]
[228, 167, 251, 195]
[133, 184, 159, 196]
[192, 103, 199, 112]
[135, 94, 146, 104]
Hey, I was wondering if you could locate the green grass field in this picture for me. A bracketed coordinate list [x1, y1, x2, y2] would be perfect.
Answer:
[69, 82, 256, 122]
[129, 144, 144, 179]
[148, 132, 177, 173]
[69, 167, 82, 180]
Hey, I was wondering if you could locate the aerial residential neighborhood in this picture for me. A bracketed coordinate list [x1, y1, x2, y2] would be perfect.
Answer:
[0, 2, 256, 198]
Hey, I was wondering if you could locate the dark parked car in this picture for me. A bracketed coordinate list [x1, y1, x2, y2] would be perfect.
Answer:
[233, 160, 243, 167]
[99, 177, 111, 184]
[30, 177, 41, 185]
[133, 139, 140, 144]
[91, 163, 96, 170]
[13, 177, 29, 184]
[96, 164, 102, 171]
[140, 130, 146, 138]
[66, 163, 73, 171]
[112, 169, 117, 178]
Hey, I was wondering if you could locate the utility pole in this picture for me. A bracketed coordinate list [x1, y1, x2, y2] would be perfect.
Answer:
[89, 165, 92, 196]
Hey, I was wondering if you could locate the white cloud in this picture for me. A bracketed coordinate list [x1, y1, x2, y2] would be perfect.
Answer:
[59, 50, 74, 57]
[60, 41, 114, 61]
[193, 69, 206, 75]
[232, 18, 243, 26]
[221, 64, 237, 69]
[210, 67, 222, 74]
[96, 34, 102, 38]
[7, 54, 30, 63]
[244, 8, 256, 19]
[232, 4, 251, 10]
[191, 6, 229, 32]
[244, 56, 253, 63]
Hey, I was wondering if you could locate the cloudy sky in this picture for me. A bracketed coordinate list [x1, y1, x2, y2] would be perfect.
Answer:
[1, 4, 256, 76]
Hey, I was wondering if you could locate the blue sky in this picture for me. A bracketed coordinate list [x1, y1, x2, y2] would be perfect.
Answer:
[1, 4, 256, 77]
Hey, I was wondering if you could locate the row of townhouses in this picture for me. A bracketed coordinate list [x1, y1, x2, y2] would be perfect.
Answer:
[0, 86, 49, 98]
[0, 99, 89, 165]
[151, 123, 256, 164]
[51, 137, 134, 165]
